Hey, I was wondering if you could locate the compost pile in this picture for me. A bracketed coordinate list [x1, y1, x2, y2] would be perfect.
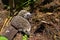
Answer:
[0, 0, 60, 40]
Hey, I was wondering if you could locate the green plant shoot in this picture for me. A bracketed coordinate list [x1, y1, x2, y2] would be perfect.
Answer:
[0, 35, 8, 40]
[22, 35, 28, 40]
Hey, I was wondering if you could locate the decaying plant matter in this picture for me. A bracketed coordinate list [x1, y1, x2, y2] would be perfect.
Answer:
[0, 0, 60, 40]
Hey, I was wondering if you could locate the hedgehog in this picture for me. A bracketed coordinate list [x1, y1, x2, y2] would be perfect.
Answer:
[10, 10, 31, 35]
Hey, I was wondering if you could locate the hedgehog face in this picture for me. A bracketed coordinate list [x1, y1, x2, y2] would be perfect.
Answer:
[23, 27, 31, 35]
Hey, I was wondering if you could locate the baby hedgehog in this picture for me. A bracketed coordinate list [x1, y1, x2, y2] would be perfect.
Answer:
[10, 10, 31, 35]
